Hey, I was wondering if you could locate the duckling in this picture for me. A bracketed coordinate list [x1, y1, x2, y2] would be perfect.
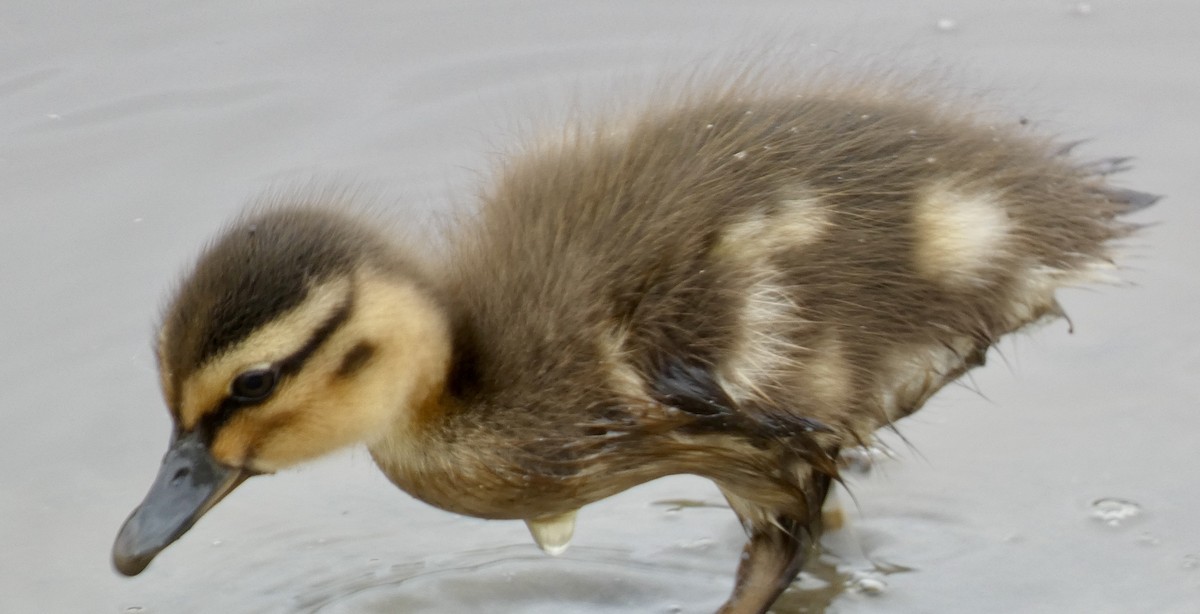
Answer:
[112, 75, 1155, 613]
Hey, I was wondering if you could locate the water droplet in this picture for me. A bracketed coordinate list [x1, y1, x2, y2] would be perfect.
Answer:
[211, 539, 222, 547]
[846, 570, 888, 595]
[132, 217, 144, 223]
[935, 18, 958, 32]
[1072, 2, 1093, 16]
[125, 607, 145, 614]
[46, 113, 61, 119]
[840, 444, 896, 475]
[705, 123, 714, 129]
[1182, 555, 1199, 570]
[1090, 497, 1142, 527]
[732, 151, 748, 160]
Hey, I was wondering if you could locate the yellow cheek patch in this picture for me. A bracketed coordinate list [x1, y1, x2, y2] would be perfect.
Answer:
[170, 266, 454, 473]
[212, 409, 304, 470]
[345, 270, 453, 436]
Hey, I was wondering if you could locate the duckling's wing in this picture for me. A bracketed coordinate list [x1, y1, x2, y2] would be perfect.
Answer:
[647, 355, 837, 475]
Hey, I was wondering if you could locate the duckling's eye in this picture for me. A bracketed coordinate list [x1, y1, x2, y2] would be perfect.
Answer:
[231, 368, 278, 402]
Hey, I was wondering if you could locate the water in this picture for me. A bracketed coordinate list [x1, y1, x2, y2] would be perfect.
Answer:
[934, 18, 959, 33]
[3, 1, 1199, 612]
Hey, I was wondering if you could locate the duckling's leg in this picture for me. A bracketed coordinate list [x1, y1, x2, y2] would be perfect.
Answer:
[643, 356, 838, 611]
[717, 471, 833, 614]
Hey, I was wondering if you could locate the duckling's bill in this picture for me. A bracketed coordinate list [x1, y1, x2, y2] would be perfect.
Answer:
[112, 431, 251, 576]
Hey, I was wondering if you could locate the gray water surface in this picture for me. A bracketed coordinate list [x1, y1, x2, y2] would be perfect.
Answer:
[2, 1, 1197, 612]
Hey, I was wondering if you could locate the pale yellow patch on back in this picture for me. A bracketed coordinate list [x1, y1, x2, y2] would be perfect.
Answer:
[597, 326, 646, 400]
[805, 333, 851, 409]
[716, 187, 832, 264]
[716, 188, 830, 404]
[1006, 260, 1119, 326]
[718, 275, 804, 404]
[879, 336, 975, 422]
[914, 184, 1012, 287]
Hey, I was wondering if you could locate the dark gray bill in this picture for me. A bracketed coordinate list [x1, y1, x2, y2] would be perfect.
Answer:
[112, 431, 250, 576]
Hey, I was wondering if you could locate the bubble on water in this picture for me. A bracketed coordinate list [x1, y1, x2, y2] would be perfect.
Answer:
[935, 18, 958, 32]
[845, 570, 888, 595]
[1182, 555, 1199, 570]
[794, 570, 831, 591]
[1090, 497, 1142, 527]
[1072, 2, 1093, 16]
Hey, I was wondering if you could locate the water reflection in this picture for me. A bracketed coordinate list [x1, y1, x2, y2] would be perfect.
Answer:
[296, 545, 732, 613]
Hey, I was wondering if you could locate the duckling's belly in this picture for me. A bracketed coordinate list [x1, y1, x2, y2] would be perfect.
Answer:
[368, 423, 645, 520]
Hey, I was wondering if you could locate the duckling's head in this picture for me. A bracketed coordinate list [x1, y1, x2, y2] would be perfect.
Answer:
[113, 205, 451, 576]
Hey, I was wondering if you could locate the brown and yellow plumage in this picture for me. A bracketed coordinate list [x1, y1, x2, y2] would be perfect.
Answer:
[114, 74, 1154, 613]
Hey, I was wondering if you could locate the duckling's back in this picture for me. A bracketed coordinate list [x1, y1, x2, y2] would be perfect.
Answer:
[440, 82, 1149, 449]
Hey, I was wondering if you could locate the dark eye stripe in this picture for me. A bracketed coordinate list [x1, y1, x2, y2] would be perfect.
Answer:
[277, 294, 355, 378]
[336, 341, 376, 378]
[196, 292, 355, 444]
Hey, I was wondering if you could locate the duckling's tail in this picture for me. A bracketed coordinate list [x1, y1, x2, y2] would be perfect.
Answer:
[1097, 185, 1162, 214]
[1055, 141, 1162, 214]
[1065, 149, 1163, 214]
